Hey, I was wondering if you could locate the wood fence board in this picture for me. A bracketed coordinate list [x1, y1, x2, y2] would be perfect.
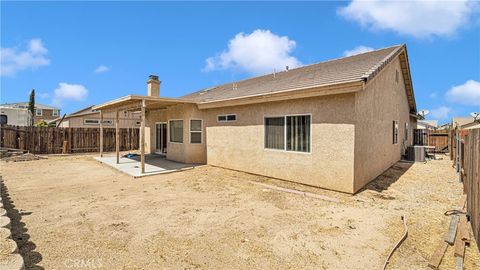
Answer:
[0, 125, 139, 154]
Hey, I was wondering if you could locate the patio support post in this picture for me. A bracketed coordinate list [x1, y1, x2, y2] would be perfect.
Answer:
[116, 110, 120, 164]
[140, 99, 146, 173]
[99, 110, 103, 157]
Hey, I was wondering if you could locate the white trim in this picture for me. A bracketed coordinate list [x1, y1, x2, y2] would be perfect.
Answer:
[189, 118, 203, 144]
[217, 113, 237, 122]
[35, 108, 43, 116]
[168, 119, 184, 144]
[52, 109, 59, 117]
[263, 113, 312, 154]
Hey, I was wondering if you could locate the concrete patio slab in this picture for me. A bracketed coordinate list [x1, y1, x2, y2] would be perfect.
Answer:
[94, 154, 198, 177]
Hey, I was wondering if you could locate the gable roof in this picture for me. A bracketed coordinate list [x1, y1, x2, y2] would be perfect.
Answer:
[181, 44, 416, 113]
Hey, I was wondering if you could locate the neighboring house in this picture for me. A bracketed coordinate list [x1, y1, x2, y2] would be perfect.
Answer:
[1, 102, 60, 125]
[452, 116, 480, 130]
[417, 120, 438, 130]
[54, 105, 141, 128]
[94, 44, 417, 194]
[0, 106, 32, 126]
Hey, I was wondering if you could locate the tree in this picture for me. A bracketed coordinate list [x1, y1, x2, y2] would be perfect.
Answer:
[28, 89, 35, 126]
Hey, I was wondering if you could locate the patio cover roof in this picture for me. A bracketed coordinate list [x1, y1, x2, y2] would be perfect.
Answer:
[92, 95, 196, 112]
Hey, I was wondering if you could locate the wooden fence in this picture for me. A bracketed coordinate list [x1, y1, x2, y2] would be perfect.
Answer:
[0, 125, 139, 154]
[413, 129, 449, 152]
[451, 128, 480, 249]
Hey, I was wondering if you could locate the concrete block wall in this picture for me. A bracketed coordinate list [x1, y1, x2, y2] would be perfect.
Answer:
[0, 177, 25, 270]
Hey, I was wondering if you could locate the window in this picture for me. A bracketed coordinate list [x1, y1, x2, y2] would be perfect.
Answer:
[169, 120, 183, 143]
[36, 109, 43, 116]
[190, 119, 202, 144]
[264, 115, 311, 153]
[265, 117, 285, 150]
[393, 121, 398, 144]
[286, 115, 311, 152]
[217, 114, 236, 122]
[52, 110, 59, 117]
[84, 119, 100, 125]
[0, 115, 7, 125]
[404, 122, 409, 141]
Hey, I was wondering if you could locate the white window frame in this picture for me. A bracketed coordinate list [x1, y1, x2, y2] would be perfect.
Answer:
[52, 109, 59, 117]
[168, 119, 184, 144]
[264, 113, 312, 154]
[35, 108, 43, 116]
[189, 119, 203, 144]
[217, 114, 237, 122]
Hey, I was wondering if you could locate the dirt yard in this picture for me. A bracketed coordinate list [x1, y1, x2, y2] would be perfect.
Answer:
[0, 154, 478, 269]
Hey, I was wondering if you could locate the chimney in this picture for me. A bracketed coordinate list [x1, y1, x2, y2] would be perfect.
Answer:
[147, 75, 161, 96]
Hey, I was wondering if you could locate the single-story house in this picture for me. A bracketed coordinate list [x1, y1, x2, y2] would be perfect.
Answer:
[94, 44, 417, 194]
[53, 105, 141, 128]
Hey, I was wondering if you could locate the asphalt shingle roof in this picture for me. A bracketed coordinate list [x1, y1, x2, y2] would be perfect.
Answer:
[182, 45, 403, 103]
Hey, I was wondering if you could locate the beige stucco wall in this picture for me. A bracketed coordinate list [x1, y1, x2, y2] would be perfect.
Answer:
[203, 94, 356, 193]
[353, 58, 413, 193]
[145, 104, 207, 164]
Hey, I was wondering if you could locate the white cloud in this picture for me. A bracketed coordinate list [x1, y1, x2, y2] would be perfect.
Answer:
[430, 106, 452, 120]
[429, 92, 438, 99]
[343, 46, 374, 57]
[53, 83, 88, 105]
[203, 29, 302, 75]
[0, 38, 50, 76]
[338, 0, 478, 38]
[38, 92, 50, 99]
[446, 80, 480, 106]
[94, 65, 109, 73]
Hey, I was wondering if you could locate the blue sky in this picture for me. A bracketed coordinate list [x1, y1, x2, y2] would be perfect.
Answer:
[1, 1, 479, 123]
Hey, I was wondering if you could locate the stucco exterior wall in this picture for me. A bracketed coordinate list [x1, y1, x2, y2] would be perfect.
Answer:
[145, 104, 207, 164]
[203, 94, 356, 193]
[353, 58, 413, 193]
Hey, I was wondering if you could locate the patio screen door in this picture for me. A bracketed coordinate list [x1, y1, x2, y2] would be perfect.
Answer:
[155, 123, 167, 154]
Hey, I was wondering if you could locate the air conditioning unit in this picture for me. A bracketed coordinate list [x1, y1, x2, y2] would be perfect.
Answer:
[407, 146, 425, 162]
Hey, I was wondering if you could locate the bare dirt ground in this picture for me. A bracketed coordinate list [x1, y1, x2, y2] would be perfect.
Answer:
[0, 154, 478, 270]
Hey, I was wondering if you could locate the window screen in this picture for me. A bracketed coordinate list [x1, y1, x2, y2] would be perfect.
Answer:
[170, 120, 183, 143]
[190, 119, 202, 144]
[286, 115, 311, 152]
[265, 117, 285, 150]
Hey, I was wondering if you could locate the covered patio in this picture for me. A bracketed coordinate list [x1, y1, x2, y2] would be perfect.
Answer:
[92, 93, 196, 177]
[94, 154, 198, 177]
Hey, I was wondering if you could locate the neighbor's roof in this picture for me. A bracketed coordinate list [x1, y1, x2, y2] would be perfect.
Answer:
[452, 116, 475, 127]
[418, 120, 439, 128]
[1, 102, 59, 110]
[182, 44, 416, 112]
